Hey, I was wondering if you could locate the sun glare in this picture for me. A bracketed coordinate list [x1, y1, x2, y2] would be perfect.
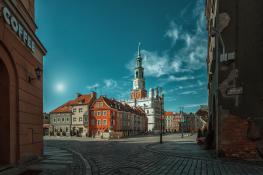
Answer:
[55, 83, 65, 92]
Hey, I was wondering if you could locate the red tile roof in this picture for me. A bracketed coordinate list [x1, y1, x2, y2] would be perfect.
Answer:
[96, 96, 146, 116]
[165, 112, 174, 116]
[51, 92, 96, 113]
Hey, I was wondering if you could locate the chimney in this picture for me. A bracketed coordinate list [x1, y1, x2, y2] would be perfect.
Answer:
[91, 91, 97, 98]
[76, 92, 82, 97]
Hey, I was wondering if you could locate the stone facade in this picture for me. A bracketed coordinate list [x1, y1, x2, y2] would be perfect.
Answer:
[50, 112, 72, 136]
[205, 0, 263, 158]
[49, 92, 96, 137]
[0, 0, 46, 164]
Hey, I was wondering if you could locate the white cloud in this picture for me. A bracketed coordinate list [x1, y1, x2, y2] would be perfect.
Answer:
[180, 90, 197, 95]
[104, 79, 117, 88]
[86, 83, 99, 89]
[168, 75, 195, 82]
[167, 80, 206, 93]
[165, 96, 177, 102]
[165, 22, 180, 45]
[126, 0, 207, 81]
[184, 103, 205, 108]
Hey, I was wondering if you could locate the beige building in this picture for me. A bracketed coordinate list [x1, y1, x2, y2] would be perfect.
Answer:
[50, 92, 96, 136]
[164, 112, 181, 133]
[71, 102, 90, 136]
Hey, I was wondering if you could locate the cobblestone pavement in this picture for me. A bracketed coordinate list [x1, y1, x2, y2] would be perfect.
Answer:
[0, 146, 85, 175]
[44, 134, 263, 175]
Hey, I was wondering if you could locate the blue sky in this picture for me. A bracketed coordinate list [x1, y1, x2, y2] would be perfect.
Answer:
[36, 0, 208, 113]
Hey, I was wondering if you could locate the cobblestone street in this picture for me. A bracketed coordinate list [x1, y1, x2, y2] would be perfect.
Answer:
[40, 134, 263, 175]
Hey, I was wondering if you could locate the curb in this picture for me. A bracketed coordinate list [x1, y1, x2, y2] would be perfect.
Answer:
[68, 149, 92, 175]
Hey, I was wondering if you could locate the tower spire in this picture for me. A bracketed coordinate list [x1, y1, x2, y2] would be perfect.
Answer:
[137, 42, 141, 57]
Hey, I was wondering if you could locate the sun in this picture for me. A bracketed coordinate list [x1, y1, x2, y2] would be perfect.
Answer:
[55, 83, 65, 92]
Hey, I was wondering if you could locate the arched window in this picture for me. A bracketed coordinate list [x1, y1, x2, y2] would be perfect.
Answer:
[136, 71, 138, 78]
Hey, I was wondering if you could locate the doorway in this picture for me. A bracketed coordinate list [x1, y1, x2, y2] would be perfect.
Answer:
[0, 59, 10, 165]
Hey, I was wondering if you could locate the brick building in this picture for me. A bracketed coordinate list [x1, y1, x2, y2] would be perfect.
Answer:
[90, 96, 148, 138]
[0, 0, 46, 165]
[205, 0, 263, 158]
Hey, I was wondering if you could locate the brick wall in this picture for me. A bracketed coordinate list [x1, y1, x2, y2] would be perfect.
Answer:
[220, 115, 258, 159]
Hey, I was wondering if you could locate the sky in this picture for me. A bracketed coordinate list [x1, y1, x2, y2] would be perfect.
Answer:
[36, 0, 208, 113]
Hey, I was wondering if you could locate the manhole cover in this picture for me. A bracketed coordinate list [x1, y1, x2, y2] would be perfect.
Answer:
[110, 167, 140, 175]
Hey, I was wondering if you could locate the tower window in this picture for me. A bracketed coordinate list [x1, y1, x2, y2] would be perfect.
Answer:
[136, 71, 138, 78]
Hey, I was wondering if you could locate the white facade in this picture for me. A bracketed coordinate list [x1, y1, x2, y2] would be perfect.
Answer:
[127, 43, 164, 132]
[126, 88, 163, 131]
[71, 104, 89, 136]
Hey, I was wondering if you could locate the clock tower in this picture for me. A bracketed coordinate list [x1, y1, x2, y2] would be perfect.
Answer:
[131, 43, 147, 100]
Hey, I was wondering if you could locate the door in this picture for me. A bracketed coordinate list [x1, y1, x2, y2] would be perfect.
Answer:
[0, 59, 10, 165]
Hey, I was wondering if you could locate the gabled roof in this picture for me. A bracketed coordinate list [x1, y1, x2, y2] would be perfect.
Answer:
[165, 112, 174, 116]
[50, 100, 74, 113]
[50, 92, 96, 113]
[95, 96, 146, 116]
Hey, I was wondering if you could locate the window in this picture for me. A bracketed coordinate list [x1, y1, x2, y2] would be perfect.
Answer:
[103, 119, 107, 125]
[54, 118, 56, 123]
[96, 102, 103, 108]
[79, 117, 82, 122]
[97, 111, 101, 116]
[73, 118, 76, 122]
[57, 118, 60, 122]
[79, 108, 83, 113]
[147, 110, 149, 114]
[66, 118, 69, 122]
[73, 108, 76, 113]
[84, 117, 88, 122]
[97, 120, 101, 125]
[103, 111, 107, 116]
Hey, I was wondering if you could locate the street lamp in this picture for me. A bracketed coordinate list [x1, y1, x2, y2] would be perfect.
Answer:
[159, 90, 164, 144]
[211, 27, 226, 62]
[180, 107, 184, 138]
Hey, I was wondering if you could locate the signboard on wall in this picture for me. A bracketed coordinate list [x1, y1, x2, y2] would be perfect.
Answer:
[2, 6, 36, 53]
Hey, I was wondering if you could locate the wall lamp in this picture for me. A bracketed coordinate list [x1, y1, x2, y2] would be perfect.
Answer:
[28, 66, 42, 83]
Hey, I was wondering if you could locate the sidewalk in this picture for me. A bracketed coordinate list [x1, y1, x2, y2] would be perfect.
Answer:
[145, 134, 214, 159]
[144, 134, 263, 175]
[0, 146, 86, 175]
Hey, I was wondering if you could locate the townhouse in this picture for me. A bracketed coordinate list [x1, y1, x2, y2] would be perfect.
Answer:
[49, 92, 96, 136]
[164, 112, 181, 133]
[89, 96, 147, 138]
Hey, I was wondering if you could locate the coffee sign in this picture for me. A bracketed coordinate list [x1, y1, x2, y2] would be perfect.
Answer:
[2, 6, 36, 53]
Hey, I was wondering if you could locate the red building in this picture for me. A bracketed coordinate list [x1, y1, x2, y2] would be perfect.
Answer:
[89, 96, 147, 138]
